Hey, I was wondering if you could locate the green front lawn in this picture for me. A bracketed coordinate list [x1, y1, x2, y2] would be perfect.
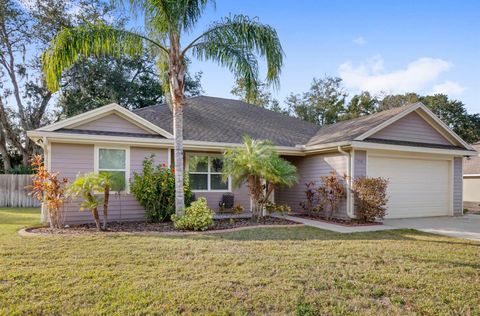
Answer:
[0, 208, 479, 315]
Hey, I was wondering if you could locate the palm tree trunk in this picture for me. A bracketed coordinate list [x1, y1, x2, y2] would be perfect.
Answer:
[102, 184, 110, 230]
[169, 33, 186, 216]
[172, 103, 185, 215]
[91, 207, 101, 231]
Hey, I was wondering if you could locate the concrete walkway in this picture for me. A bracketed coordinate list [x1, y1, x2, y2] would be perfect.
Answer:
[275, 214, 480, 241]
[384, 214, 480, 241]
[273, 214, 397, 233]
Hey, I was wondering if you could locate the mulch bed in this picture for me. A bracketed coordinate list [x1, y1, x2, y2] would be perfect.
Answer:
[25, 216, 301, 235]
[290, 213, 383, 227]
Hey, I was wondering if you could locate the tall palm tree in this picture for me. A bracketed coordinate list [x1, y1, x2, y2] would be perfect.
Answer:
[42, 0, 283, 216]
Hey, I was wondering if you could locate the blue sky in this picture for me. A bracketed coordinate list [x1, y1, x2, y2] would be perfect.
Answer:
[136, 0, 479, 113]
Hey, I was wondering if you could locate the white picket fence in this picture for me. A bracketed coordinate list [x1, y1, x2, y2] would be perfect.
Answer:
[0, 174, 39, 207]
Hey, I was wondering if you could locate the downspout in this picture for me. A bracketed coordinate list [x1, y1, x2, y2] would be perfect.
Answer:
[41, 136, 49, 223]
[337, 146, 354, 218]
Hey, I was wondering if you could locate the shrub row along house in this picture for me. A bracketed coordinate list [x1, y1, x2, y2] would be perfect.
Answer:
[27, 96, 476, 224]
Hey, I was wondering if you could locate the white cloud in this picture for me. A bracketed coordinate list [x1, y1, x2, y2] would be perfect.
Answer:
[353, 36, 367, 45]
[431, 81, 466, 95]
[339, 57, 453, 94]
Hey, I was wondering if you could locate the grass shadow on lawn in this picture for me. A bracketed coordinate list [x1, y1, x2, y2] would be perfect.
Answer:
[185, 226, 480, 247]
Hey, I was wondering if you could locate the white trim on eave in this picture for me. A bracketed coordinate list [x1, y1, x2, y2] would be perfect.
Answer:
[27, 130, 305, 156]
[37, 103, 173, 139]
[464, 173, 480, 178]
[351, 140, 475, 157]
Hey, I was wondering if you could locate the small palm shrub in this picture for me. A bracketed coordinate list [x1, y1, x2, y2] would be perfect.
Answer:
[171, 198, 213, 231]
[67, 172, 111, 231]
[352, 177, 389, 223]
[130, 156, 193, 222]
[223, 136, 297, 220]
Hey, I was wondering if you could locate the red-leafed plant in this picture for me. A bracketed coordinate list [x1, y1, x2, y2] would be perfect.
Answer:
[299, 181, 323, 213]
[29, 154, 68, 228]
[319, 171, 347, 220]
[352, 177, 389, 223]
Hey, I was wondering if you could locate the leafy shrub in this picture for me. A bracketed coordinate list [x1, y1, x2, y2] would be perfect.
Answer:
[130, 156, 193, 222]
[67, 172, 111, 231]
[265, 202, 291, 215]
[7, 165, 33, 174]
[299, 181, 323, 213]
[29, 155, 68, 228]
[171, 197, 213, 231]
[319, 171, 347, 219]
[231, 203, 244, 214]
[352, 177, 389, 223]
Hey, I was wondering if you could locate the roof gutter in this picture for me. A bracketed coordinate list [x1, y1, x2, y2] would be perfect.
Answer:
[337, 146, 355, 219]
[27, 130, 305, 156]
[350, 141, 476, 157]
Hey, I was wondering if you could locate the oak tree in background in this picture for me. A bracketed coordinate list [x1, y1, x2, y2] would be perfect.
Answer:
[341, 91, 378, 120]
[286, 76, 347, 125]
[230, 78, 288, 114]
[42, 0, 284, 215]
[0, 0, 119, 170]
[57, 55, 203, 118]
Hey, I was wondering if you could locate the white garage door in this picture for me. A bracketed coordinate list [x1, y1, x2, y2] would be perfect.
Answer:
[367, 156, 451, 218]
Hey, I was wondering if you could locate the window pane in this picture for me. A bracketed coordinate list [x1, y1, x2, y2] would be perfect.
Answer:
[100, 171, 126, 191]
[188, 156, 208, 172]
[189, 174, 208, 190]
[211, 174, 228, 190]
[210, 158, 224, 172]
[99, 149, 126, 169]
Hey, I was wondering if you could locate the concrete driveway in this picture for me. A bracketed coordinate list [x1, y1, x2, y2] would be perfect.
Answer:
[384, 214, 480, 241]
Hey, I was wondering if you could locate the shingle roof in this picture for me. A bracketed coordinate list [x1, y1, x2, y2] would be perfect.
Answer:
[306, 103, 421, 146]
[464, 143, 480, 174]
[57, 129, 165, 139]
[132, 97, 469, 151]
[134, 96, 320, 147]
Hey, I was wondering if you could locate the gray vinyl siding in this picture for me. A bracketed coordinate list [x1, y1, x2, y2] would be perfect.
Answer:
[51, 143, 168, 224]
[368, 111, 451, 145]
[353, 150, 367, 178]
[185, 150, 251, 211]
[130, 147, 169, 180]
[453, 157, 463, 216]
[193, 183, 250, 212]
[73, 113, 154, 134]
[275, 153, 349, 219]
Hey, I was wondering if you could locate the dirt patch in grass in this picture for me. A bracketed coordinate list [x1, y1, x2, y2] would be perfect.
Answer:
[290, 213, 383, 226]
[25, 216, 301, 235]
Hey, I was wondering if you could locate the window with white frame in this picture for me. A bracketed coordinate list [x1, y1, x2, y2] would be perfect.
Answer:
[97, 147, 129, 192]
[188, 155, 229, 191]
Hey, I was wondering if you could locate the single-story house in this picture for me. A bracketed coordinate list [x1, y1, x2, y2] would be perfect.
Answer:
[28, 96, 476, 224]
[463, 142, 480, 211]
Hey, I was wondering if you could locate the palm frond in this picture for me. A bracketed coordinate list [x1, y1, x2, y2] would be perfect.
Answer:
[223, 135, 296, 189]
[42, 23, 157, 92]
[186, 14, 283, 99]
[124, 0, 212, 34]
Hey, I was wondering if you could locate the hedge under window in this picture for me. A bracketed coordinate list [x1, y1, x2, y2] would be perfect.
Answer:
[98, 148, 127, 191]
[188, 155, 229, 191]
